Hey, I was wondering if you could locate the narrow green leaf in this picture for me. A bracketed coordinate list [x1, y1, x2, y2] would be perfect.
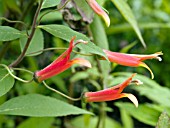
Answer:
[116, 102, 160, 126]
[0, 94, 92, 116]
[20, 29, 44, 56]
[0, 68, 15, 97]
[156, 111, 170, 128]
[90, 15, 109, 50]
[17, 117, 54, 128]
[0, 26, 24, 41]
[38, 24, 108, 59]
[111, 0, 146, 48]
[106, 23, 170, 35]
[42, 0, 60, 9]
[120, 109, 133, 128]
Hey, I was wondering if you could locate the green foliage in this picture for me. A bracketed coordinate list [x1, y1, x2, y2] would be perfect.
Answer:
[38, 24, 108, 59]
[0, 26, 25, 41]
[156, 111, 170, 128]
[71, 115, 122, 128]
[0, 68, 15, 97]
[17, 117, 54, 128]
[41, 0, 60, 9]
[111, 0, 146, 47]
[116, 102, 160, 126]
[20, 29, 44, 56]
[0, 94, 92, 116]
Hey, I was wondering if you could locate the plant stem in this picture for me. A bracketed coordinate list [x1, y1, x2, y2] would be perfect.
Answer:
[42, 81, 82, 101]
[0, 64, 33, 83]
[38, 0, 71, 25]
[9, 0, 43, 67]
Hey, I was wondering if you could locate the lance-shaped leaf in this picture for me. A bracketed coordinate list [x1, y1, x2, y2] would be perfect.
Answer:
[111, 0, 146, 48]
[0, 94, 92, 116]
[38, 24, 108, 60]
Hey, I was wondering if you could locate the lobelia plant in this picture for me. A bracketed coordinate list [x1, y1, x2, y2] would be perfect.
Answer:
[0, 0, 167, 127]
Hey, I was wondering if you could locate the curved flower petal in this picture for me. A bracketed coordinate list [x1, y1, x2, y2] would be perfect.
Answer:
[122, 93, 138, 107]
[51, 36, 76, 64]
[139, 62, 154, 79]
[69, 58, 92, 68]
[86, 0, 110, 27]
[129, 51, 163, 61]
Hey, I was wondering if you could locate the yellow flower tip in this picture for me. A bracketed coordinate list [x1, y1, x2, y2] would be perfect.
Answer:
[139, 62, 154, 79]
[71, 58, 92, 68]
[124, 93, 138, 107]
[101, 13, 110, 27]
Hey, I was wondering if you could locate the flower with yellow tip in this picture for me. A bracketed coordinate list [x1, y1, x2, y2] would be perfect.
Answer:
[84, 74, 141, 107]
[103, 50, 163, 79]
[34, 37, 91, 82]
[86, 0, 110, 27]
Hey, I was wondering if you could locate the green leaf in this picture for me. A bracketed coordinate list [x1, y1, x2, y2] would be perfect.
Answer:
[111, 0, 146, 48]
[42, 0, 60, 9]
[90, 15, 110, 86]
[156, 111, 170, 128]
[38, 24, 108, 59]
[0, 68, 15, 97]
[17, 117, 54, 128]
[20, 28, 44, 56]
[0, 94, 92, 116]
[71, 115, 122, 128]
[120, 109, 133, 128]
[0, 26, 24, 41]
[116, 102, 160, 126]
[90, 15, 109, 49]
[39, 10, 62, 22]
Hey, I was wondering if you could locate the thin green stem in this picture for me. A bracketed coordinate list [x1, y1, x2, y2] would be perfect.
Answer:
[0, 17, 28, 29]
[26, 47, 93, 56]
[38, 0, 71, 25]
[0, 64, 33, 83]
[12, 68, 34, 75]
[9, 0, 43, 67]
[42, 81, 82, 101]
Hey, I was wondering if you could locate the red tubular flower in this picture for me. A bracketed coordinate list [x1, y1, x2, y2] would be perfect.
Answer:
[86, 0, 110, 27]
[34, 37, 91, 82]
[103, 49, 163, 79]
[85, 74, 141, 107]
